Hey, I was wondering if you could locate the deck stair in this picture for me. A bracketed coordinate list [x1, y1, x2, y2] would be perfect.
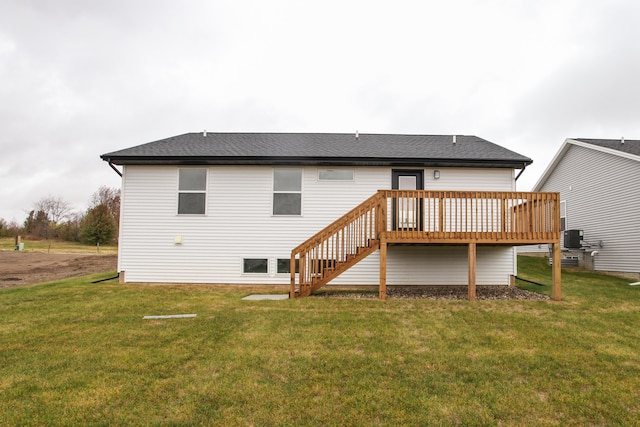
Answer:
[290, 193, 384, 298]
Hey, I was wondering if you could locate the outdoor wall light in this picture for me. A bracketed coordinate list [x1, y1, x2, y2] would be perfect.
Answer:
[434, 170, 440, 180]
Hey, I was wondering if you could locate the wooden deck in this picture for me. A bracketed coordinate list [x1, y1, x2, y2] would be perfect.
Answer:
[291, 190, 562, 300]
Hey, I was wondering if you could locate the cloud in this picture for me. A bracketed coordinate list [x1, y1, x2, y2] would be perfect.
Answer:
[1, 0, 639, 219]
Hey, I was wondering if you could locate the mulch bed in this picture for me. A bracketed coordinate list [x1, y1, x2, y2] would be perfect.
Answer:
[312, 285, 550, 300]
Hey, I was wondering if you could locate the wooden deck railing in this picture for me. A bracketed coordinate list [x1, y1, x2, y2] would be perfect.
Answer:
[290, 190, 560, 298]
[381, 190, 560, 244]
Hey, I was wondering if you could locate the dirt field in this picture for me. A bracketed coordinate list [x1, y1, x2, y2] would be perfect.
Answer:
[0, 251, 118, 288]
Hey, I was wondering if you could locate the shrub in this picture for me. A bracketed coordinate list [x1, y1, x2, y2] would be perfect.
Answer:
[80, 204, 116, 245]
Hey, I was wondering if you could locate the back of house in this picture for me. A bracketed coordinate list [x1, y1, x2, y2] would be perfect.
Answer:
[102, 132, 538, 287]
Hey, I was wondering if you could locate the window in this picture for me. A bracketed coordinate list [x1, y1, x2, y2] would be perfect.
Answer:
[178, 169, 207, 214]
[277, 258, 300, 274]
[273, 169, 302, 215]
[318, 169, 354, 181]
[560, 200, 567, 231]
[243, 258, 268, 274]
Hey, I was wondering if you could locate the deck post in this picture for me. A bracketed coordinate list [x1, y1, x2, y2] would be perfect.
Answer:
[290, 252, 296, 298]
[468, 242, 477, 301]
[379, 240, 387, 299]
[552, 242, 562, 300]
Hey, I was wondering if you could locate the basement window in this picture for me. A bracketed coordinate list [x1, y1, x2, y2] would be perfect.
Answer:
[273, 169, 302, 215]
[243, 258, 268, 274]
[277, 258, 300, 274]
[178, 169, 207, 215]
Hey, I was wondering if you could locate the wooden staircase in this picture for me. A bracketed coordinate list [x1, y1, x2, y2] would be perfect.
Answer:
[289, 193, 385, 298]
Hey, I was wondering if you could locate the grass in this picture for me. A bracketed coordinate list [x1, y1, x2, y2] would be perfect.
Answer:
[1, 257, 639, 425]
[0, 237, 117, 254]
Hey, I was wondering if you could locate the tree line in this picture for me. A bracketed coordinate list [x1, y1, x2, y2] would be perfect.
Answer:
[0, 186, 120, 246]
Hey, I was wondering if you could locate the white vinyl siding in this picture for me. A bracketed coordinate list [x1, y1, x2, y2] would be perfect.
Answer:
[537, 144, 640, 274]
[422, 167, 515, 191]
[118, 165, 517, 284]
[335, 246, 514, 286]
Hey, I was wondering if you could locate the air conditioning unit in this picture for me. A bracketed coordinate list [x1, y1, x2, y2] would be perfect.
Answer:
[564, 229, 583, 249]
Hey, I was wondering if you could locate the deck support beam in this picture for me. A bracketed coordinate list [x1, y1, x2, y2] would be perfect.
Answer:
[289, 253, 296, 298]
[468, 242, 477, 301]
[552, 242, 562, 300]
[379, 241, 387, 299]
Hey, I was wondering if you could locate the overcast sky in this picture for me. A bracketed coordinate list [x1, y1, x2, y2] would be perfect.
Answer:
[1, 0, 639, 223]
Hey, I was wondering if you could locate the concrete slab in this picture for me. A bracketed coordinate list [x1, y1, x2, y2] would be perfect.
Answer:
[242, 294, 289, 301]
[143, 314, 197, 319]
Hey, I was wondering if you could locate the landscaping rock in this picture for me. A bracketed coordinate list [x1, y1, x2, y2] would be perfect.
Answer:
[313, 285, 550, 300]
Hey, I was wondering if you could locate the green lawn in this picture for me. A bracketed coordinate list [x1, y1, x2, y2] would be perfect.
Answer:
[0, 237, 117, 254]
[1, 257, 639, 425]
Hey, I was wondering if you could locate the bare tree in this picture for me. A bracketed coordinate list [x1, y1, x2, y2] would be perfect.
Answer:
[34, 196, 73, 224]
[55, 211, 85, 242]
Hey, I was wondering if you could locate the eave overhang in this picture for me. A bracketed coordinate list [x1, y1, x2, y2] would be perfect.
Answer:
[100, 155, 532, 169]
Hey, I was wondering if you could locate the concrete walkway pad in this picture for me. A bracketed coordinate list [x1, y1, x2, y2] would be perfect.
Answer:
[242, 294, 289, 300]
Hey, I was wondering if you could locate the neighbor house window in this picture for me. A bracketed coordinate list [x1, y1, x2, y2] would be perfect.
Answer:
[277, 258, 300, 274]
[178, 169, 207, 214]
[243, 258, 268, 274]
[560, 200, 567, 231]
[273, 169, 302, 215]
[318, 169, 354, 181]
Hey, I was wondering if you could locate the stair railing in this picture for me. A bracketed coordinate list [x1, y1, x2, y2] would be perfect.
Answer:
[290, 192, 385, 297]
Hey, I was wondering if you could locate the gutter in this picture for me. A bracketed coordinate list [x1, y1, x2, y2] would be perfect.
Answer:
[515, 163, 527, 181]
[108, 161, 123, 177]
[102, 156, 532, 169]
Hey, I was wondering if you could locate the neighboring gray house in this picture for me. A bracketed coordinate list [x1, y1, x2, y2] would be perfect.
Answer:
[525, 138, 640, 278]
[102, 132, 562, 298]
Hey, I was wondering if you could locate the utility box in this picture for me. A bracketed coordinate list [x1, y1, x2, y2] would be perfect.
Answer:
[564, 229, 583, 249]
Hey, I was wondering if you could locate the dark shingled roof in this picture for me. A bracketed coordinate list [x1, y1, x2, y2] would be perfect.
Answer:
[574, 138, 640, 157]
[101, 132, 532, 168]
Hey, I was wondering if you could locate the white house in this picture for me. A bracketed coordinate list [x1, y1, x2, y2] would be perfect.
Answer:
[522, 138, 640, 278]
[101, 132, 562, 299]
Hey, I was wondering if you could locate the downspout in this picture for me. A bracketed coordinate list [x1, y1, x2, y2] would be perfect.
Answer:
[515, 164, 527, 181]
[108, 161, 123, 177]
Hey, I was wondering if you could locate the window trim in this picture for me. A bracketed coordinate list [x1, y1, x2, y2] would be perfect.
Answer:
[272, 168, 302, 216]
[560, 200, 567, 231]
[177, 168, 207, 215]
